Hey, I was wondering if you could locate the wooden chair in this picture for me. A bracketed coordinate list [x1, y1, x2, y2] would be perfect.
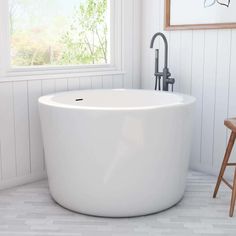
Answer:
[213, 118, 236, 217]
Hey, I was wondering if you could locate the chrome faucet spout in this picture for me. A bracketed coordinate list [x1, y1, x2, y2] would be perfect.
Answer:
[150, 32, 168, 69]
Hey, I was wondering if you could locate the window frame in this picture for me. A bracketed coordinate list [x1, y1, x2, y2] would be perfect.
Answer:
[0, 0, 124, 81]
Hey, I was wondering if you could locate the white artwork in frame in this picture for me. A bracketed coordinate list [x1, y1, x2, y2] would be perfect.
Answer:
[165, 0, 236, 30]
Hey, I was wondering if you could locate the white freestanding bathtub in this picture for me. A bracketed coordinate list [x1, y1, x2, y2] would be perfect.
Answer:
[39, 89, 195, 217]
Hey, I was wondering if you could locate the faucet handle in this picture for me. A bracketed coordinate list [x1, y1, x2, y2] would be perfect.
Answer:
[168, 78, 175, 92]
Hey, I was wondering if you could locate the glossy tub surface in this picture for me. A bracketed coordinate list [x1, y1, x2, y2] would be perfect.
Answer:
[39, 89, 195, 217]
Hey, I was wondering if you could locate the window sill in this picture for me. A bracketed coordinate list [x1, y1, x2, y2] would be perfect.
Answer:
[0, 65, 125, 82]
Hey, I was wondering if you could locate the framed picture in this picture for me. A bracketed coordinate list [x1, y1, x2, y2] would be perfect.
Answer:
[165, 0, 236, 30]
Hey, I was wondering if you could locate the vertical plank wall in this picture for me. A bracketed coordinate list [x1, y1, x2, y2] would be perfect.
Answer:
[141, 0, 236, 177]
[0, 0, 141, 190]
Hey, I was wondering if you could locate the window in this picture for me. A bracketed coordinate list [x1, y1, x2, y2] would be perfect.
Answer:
[9, 0, 110, 67]
[0, 0, 122, 78]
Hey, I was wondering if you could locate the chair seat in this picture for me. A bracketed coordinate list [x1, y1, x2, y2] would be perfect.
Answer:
[225, 118, 236, 133]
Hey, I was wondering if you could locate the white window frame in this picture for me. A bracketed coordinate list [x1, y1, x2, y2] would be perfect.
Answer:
[0, 0, 124, 81]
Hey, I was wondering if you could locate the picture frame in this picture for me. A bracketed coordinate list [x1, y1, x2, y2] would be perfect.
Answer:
[165, 0, 236, 30]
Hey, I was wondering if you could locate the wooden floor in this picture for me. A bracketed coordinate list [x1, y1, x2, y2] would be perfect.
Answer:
[0, 171, 236, 236]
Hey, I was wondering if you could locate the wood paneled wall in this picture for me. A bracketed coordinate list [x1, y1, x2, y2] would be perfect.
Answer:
[141, 0, 236, 177]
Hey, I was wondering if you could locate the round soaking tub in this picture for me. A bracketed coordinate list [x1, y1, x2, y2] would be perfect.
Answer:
[39, 89, 195, 218]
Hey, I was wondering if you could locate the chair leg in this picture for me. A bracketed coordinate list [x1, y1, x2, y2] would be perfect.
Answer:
[213, 132, 236, 198]
[230, 168, 236, 217]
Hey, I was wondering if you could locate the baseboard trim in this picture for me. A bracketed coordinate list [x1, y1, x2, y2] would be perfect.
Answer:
[190, 163, 234, 181]
[0, 171, 47, 191]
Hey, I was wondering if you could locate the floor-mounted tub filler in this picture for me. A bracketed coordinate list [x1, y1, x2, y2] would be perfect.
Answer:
[39, 89, 196, 218]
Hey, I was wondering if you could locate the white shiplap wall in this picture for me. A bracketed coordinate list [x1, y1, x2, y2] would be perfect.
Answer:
[141, 0, 236, 177]
[0, 0, 141, 190]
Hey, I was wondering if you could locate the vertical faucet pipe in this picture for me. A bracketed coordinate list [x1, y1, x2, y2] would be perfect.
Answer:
[154, 49, 160, 90]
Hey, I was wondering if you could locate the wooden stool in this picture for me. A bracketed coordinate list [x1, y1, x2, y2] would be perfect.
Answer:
[213, 118, 236, 217]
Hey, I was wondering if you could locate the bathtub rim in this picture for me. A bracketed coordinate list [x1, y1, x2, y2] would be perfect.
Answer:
[38, 89, 196, 111]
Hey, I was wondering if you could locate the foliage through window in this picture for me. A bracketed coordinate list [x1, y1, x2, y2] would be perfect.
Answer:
[9, 0, 110, 67]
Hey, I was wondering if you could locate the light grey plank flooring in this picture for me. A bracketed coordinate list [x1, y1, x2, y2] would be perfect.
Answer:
[0, 171, 236, 236]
